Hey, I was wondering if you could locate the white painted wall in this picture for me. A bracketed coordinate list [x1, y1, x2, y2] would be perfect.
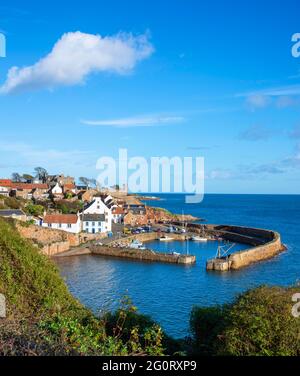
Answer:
[41, 219, 81, 233]
[51, 183, 63, 195]
[83, 220, 107, 233]
[83, 197, 112, 232]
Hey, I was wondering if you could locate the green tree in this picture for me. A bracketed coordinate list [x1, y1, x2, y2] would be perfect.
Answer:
[25, 203, 44, 217]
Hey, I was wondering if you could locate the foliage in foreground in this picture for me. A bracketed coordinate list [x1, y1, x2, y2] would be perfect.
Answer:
[190, 286, 300, 356]
[0, 218, 165, 356]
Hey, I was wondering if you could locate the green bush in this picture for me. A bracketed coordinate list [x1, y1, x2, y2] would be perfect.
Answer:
[24, 203, 44, 217]
[0, 218, 167, 356]
[189, 305, 227, 355]
[0, 195, 22, 209]
[190, 286, 300, 356]
[55, 200, 83, 214]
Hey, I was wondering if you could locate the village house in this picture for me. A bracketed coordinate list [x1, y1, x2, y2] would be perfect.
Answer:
[63, 183, 76, 195]
[0, 179, 12, 197]
[83, 195, 113, 232]
[11, 183, 49, 200]
[77, 189, 98, 203]
[49, 182, 64, 198]
[82, 213, 106, 233]
[42, 213, 81, 233]
[123, 204, 147, 215]
[47, 174, 75, 186]
[112, 206, 125, 224]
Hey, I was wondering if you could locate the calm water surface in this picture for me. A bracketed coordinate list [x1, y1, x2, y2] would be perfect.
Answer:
[55, 194, 300, 338]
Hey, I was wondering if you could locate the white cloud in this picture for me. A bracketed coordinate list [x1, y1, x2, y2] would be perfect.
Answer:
[238, 84, 300, 98]
[236, 85, 300, 110]
[246, 94, 271, 109]
[0, 31, 154, 94]
[81, 115, 185, 128]
[206, 169, 233, 180]
[0, 141, 94, 169]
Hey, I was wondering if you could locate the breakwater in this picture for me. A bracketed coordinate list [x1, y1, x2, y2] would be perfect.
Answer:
[204, 225, 285, 271]
[90, 245, 196, 264]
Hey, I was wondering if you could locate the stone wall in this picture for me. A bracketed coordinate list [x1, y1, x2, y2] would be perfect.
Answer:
[91, 245, 195, 264]
[205, 224, 285, 271]
[229, 231, 284, 270]
[17, 223, 106, 256]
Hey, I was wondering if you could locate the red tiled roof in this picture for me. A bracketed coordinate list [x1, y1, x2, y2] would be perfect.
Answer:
[113, 207, 124, 214]
[12, 183, 48, 190]
[64, 184, 76, 189]
[0, 179, 12, 187]
[43, 214, 78, 224]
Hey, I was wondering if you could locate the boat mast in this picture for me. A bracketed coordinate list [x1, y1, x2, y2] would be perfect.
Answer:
[183, 209, 189, 255]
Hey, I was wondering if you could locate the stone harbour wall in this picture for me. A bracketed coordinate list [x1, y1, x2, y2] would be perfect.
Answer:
[91, 245, 196, 264]
[17, 223, 106, 256]
[205, 225, 286, 271]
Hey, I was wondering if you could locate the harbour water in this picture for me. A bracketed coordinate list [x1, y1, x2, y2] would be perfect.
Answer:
[55, 194, 300, 338]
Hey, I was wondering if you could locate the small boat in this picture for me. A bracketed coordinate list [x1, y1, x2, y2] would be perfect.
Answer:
[170, 251, 180, 256]
[129, 240, 146, 250]
[190, 236, 208, 242]
[159, 236, 174, 242]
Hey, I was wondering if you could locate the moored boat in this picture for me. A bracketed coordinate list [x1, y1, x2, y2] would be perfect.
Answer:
[190, 236, 208, 242]
[159, 236, 174, 242]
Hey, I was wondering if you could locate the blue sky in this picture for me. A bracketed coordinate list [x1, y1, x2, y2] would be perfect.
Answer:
[0, 0, 300, 193]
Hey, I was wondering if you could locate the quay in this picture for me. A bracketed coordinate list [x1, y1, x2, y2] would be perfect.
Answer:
[90, 244, 196, 265]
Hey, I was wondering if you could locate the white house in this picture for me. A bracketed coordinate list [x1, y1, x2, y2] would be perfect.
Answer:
[50, 183, 63, 196]
[112, 206, 124, 224]
[0, 185, 10, 197]
[83, 195, 113, 232]
[42, 213, 81, 233]
[82, 213, 106, 233]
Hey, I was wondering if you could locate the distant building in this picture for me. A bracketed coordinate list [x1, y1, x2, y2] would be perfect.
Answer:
[77, 189, 98, 203]
[42, 213, 81, 233]
[0, 179, 12, 197]
[123, 204, 146, 215]
[49, 182, 63, 198]
[47, 174, 75, 187]
[112, 207, 124, 224]
[63, 183, 76, 194]
[11, 183, 48, 200]
[82, 214, 106, 233]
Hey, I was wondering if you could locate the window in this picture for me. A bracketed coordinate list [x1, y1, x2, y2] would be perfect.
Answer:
[92, 222, 95, 226]
[59, 223, 62, 228]
[98, 222, 101, 226]
[97, 206, 100, 209]
[86, 222, 89, 226]
[67, 224, 71, 228]
[48, 224, 52, 228]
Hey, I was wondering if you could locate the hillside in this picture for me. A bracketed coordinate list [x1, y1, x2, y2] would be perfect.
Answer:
[0, 218, 166, 355]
